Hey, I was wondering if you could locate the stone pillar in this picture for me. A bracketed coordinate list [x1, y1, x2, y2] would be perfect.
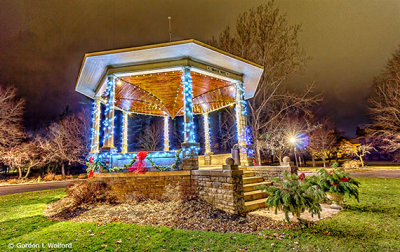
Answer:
[163, 114, 170, 151]
[121, 111, 128, 154]
[235, 81, 249, 167]
[102, 75, 116, 149]
[90, 96, 101, 153]
[203, 112, 212, 165]
[181, 66, 199, 170]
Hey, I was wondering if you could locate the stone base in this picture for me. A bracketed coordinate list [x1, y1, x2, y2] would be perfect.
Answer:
[182, 157, 199, 170]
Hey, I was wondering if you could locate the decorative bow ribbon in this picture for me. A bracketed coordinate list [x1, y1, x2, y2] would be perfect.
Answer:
[128, 151, 148, 173]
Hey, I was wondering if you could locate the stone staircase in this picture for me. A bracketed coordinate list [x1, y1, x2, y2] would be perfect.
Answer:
[242, 170, 271, 212]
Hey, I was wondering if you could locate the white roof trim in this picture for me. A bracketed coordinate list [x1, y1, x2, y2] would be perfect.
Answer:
[75, 40, 263, 100]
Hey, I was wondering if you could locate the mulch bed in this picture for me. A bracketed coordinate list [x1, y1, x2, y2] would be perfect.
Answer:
[45, 198, 298, 234]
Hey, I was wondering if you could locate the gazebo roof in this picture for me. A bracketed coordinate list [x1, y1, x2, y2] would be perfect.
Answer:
[75, 39, 263, 117]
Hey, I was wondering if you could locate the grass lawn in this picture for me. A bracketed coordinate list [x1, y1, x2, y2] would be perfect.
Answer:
[299, 166, 400, 172]
[1, 178, 399, 251]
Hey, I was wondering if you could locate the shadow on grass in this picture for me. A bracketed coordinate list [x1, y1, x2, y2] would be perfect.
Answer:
[0, 215, 56, 242]
[344, 204, 399, 214]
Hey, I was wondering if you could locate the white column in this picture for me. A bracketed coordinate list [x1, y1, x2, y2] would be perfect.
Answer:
[163, 114, 170, 151]
[90, 96, 101, 153]
[103, 75, 116, 149]
[203, 112, 211, 154]
[121, 111, 128, 154]
[235, 81, 248, 166]
[182, 66, 195, 143]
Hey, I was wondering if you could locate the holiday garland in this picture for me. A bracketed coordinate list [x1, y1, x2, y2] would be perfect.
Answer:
[85, 155, 106, 177]
[147, 149, 182, 171]
[106, 149, 182, 172]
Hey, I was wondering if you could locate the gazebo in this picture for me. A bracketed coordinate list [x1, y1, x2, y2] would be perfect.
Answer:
[75, 39, 263, 170]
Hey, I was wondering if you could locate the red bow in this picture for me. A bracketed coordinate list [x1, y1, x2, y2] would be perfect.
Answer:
[340, 177, 349, 182]
[88, 156, 94, 163]
[88, 170, 94, 178]
[128, 151, 148, 173]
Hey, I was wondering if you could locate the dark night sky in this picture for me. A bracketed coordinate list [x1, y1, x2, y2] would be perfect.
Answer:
[1, 0, 400, 136]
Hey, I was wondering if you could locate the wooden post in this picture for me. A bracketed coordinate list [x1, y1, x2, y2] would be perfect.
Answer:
[121, 111, 128, 154]
[181, 66, 199, 170]
[102, 75, 116, 149]
[203, 112, 211, 154]
[163, 114, 170, 151]
[235, 81, 249, 166]
[90, 96, 101, 153]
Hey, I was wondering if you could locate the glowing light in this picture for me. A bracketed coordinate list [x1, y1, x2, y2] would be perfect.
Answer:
[102, 75, 116, 147]
[121, 111, 128, 153]
[235, 81, 247, 155]
[181, 67, 199, 156]
[203, 112, 211, 154]
[163, 115, 170, 151]
[289, 133, 309, 150]
[90, 97, 101, 153]
[116, 79, 122, 86]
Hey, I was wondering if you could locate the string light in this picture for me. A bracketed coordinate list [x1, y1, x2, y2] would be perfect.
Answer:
[235, 81, 247, 155]
[163, 114, 170, 151]
[203, 112, 211, 154]
[181, 67, 200, 155]
[121, 111, 128, 153]
[102, 75, 116, 146]
[89, 97, 101, 153]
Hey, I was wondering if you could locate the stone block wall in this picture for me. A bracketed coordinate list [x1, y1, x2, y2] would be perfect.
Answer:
[198, 153, 231, 166]
[191, 170, 245, 215]
[94, 169, 246, 215]
[93, 171, 191, 199]
[246, 166, 295, 180]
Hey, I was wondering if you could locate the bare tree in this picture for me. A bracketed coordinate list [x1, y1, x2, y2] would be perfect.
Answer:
[212, 108, 236, 152]
[339, 139, 374, 167]
[2, 139, 45, 179]
[368, 45, 400, 152]
[38, 112, 89, 177]
[138, 122, 162, 151]
[260, 114, 316, 164]
[307, 120, 337, 167]
[210, 1, 320, 164]
[0, 85, 25, 153]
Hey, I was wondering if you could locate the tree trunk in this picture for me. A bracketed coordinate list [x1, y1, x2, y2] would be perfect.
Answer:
[322, 157, 326, 168]
[17, 167, 22, 179]
[254, 139, 262, 166]
[61, 163, 66, 177]
[359, 156, 364, 167]
[24, 165, 32, 179]
[312, 155, 316, 167]
[277, 151, 283, 165]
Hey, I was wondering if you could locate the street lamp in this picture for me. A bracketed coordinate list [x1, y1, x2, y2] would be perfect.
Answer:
[289, 136, 299, 167]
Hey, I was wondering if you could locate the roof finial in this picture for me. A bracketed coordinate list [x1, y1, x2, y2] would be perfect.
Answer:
[168, 16, 172, 42]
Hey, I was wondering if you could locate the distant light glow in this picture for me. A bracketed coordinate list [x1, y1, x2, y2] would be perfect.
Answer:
[289, 133, 309, 150]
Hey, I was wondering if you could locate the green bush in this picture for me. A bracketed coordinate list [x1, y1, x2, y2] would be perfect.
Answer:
[261, 172, 325, 222]
[315, 168, 360, 201]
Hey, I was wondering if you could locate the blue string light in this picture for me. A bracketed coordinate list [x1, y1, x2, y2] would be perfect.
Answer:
[102, 76, 116, 146]
[181, 67, 200, 156]
[89, 98, 100, 153]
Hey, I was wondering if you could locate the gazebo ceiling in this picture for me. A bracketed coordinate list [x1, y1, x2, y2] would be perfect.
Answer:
[75, 40, 263, 100]
[113, 71, 236, 118]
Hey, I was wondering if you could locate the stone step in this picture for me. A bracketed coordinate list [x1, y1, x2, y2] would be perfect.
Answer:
[244, 198, 267, 212]
[243, 171, 255, 178]
[244, 190, 268, 201]
[243, 176, 263, 184]
[243, 181, 272, 192]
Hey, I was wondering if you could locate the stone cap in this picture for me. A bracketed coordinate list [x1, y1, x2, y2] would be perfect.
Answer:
[93, 171, 190, 177]
[191, 170, 243, 177]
